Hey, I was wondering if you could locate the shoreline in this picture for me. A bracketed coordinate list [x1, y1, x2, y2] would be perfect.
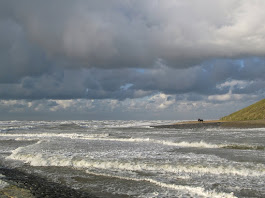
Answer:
[152, 119, 265, 129]
[0, 165, 98, 198]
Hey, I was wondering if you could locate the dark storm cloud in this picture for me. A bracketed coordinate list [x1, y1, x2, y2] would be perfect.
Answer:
[0, 1, 265, 102]
[0, 19, 52, 83]
[1, 1, 265, 71]
[0, 58, 264, 100]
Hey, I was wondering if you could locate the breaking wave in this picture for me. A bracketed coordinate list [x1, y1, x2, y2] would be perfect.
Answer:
[0, 133, 110, 140]
[1, 132, 264, 151]
[85, 171, 237, 198]
[0, 179, 9, 189]
[7, 148, 264, 178]
[221, 144, 265, 150]
[0, 125, 36, 132]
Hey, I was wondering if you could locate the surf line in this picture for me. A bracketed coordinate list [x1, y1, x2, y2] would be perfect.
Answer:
[85, 170, 237, 198]
[0, 133, 220, 148]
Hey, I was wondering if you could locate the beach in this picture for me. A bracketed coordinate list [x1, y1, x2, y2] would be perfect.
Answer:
[153, 119, 265, 129]
[0, 164, 97, 198]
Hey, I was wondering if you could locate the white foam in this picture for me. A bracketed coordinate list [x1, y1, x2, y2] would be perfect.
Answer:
[0, 125, 36, 132]
[85, 171, 237, 198]
[0, 180, 9, 189]
[76, 160, 265, 177]
[8, 134, 261, 151]
[15, 137, 39, 141]
[86, 138, 220, 149]
[74, 120, 179, 129]
[0, 133, 220, 148]
[0, 120, 181, 132]
[7, 150, 264, 178]
[0, 174, 9, 189]
[0, 132, 109, 140]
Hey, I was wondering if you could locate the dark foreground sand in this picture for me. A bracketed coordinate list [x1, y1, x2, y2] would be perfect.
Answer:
[152, 119, 265, 129]
[0, 166, 98, 198]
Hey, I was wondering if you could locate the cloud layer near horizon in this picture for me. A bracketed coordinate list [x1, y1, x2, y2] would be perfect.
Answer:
[1, 0, 265, 119]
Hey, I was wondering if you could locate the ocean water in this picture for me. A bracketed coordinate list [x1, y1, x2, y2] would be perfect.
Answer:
[0, 120, 264, 198]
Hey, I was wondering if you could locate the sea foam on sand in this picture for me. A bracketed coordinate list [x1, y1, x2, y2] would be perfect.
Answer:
[0, 174, 9, 189]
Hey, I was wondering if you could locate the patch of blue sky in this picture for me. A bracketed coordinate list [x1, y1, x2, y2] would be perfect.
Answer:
[135, 68, 145, 74]
[120, 83, 133, 90]
[234, 59, 245, 69]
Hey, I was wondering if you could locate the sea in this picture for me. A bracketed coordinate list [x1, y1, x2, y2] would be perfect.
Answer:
[0, 120, 264, 198]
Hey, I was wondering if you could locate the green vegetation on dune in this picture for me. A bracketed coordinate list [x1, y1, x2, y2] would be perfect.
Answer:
[221, 99, 265, 121]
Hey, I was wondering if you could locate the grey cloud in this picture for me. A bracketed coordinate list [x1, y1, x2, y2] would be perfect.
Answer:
[1, 0, 265, 73]
[0, 1, 265, 105]
[0, 58, 264, 100]
[0, 19, 52, 83]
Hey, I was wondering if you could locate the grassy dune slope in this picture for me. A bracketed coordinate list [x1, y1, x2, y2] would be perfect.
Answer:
[221, 99, 265, 121]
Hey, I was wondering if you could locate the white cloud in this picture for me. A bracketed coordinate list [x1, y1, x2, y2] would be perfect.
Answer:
[216, 80, 251, 90]
[210, 79, 257, 102]
[208, 89, 256, 102]
[48, 100, 70, 112]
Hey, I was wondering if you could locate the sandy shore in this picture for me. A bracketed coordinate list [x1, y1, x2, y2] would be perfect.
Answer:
[152, 119, 265, 129]
[0, 166, 98, 198]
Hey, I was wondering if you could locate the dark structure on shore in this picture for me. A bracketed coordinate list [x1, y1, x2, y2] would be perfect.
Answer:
[198, 118, 203, 123]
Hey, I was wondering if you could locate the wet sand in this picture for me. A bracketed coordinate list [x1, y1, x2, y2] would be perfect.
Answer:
[152, 119, 265, 129]
[0, 166, 98, 198]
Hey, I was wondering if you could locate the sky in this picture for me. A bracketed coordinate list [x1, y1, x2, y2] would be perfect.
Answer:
[0, 0, 265, 120]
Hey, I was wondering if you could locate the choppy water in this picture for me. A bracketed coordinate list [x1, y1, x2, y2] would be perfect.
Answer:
[0, 120, 264, 198]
